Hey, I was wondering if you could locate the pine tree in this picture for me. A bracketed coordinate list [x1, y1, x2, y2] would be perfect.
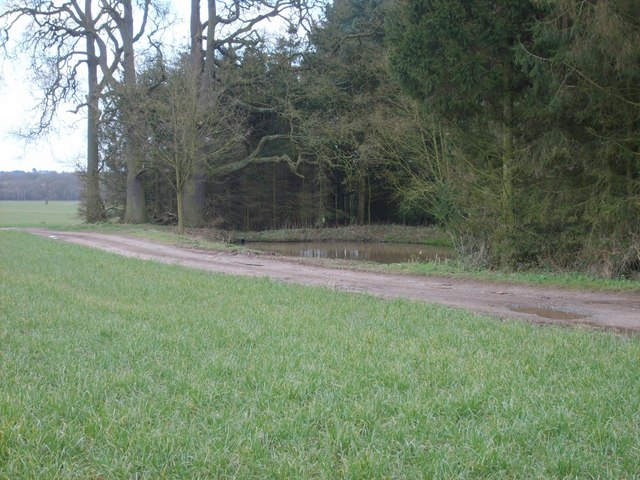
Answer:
[388, 0, 544, 265]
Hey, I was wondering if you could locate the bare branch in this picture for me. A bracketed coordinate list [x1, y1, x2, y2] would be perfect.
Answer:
[209, 153, 303, 178]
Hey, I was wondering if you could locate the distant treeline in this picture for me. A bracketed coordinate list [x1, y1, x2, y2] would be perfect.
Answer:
[0, 170, 81, 201]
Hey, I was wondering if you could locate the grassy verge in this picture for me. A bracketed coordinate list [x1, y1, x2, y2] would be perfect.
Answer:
[1, 230, 640, 478]
[236, 224, 452, 246]
[376, 259, 640, 292]
[65, 223, 242, 253]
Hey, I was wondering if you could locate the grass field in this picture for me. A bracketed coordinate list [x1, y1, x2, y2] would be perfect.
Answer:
[1, 230, 639, 478]
[0, 201, 81, 227]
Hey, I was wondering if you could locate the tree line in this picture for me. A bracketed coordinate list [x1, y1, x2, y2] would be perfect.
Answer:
[0, 170, 81, 201]
[2, 0, 638, 276]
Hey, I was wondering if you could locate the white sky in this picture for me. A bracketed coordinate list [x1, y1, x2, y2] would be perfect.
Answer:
[0, 2, 191, 173]
[0, 1, 299, 173]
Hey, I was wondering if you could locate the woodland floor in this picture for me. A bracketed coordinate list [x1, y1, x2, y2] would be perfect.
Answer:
[27, 228, 640, 334]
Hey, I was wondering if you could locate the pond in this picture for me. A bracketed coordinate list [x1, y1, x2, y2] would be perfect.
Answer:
[246, 241, 454, 264]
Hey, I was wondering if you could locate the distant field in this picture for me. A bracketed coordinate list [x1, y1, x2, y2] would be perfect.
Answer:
[0, 201, 81, 227]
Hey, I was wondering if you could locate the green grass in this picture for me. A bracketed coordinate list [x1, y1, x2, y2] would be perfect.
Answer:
[1, 230, 639, 478]
[0, 201, 81, 227]
[383, 259, 640, 292]
[238, 224, 452, 246]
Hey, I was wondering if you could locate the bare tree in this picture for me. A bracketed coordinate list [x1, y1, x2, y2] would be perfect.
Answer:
[1, 0, 167, 223]
[182, 0, 317, 226]
[150, 62, 240, 233]
[0, 1, 122, 221]
[84, 0, 104, 221]
[148, 51, 306, 233]
[101, 0, 168, 223]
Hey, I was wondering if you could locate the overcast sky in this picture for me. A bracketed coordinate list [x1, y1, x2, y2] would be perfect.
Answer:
[0, 1, 191, 173]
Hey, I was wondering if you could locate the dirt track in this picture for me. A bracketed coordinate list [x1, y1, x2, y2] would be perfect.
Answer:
[27, 229, 640, 333]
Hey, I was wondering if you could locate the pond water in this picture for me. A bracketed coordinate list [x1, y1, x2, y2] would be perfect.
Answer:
[247, 241, 454, 264]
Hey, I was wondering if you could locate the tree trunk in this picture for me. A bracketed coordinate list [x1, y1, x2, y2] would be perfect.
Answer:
[334, 186, 339, 225]
[367, 174, 372, 225]
[190, 0, 203, 68]
[626, 118, 635, 198]
[176, 168, 185, 234]
[501, 85, 515, 266]
[272, 165, 277, 228]
[243, 171, 249, 230]
[122, 0, 146, 223]
[84, 0, 104, 223]
[183, 0, 208, 227]
[177, 189, 185, 234]
[318, 174, 325, 225]
[124, 170, 146, 222]
[183, 176, 206, 226]
[357, 174, 366, 225]
[205, 0, 217, 86]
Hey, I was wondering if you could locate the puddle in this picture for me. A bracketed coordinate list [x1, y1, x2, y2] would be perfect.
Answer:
[246, 241, 454, 264]
[510, 306, 586, 320]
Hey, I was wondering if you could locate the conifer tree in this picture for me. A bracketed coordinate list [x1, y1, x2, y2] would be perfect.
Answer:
[388, 0, 543, 264]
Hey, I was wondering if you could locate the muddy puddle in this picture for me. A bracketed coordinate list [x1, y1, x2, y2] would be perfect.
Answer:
[510, 306, 586, 320]
[247, 241, 454, 264]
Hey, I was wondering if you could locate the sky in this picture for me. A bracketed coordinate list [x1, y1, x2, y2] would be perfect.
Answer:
[0, 1, 191, 173]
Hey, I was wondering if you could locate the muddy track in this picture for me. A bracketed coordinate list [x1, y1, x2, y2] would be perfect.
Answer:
[25, 229, 640, 333]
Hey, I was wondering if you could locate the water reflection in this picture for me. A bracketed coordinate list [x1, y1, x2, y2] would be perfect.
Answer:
[247, 241, 454, 264]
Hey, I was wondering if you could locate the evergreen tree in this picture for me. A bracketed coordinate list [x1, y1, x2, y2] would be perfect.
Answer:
[302, 0, 408, 224]
[520, 0, 640, 275]
[388, 0, 545, 265]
